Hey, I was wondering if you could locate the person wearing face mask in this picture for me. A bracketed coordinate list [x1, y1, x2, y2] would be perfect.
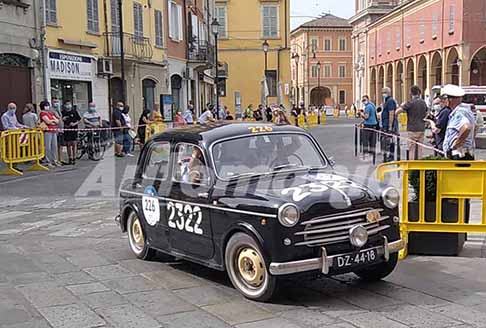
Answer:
[1, 103, 26, 130]
[112, 101, 126, 157]
[121, 105, 134, 157]
[359, 95, 379, 156]
[39, 101, 61, 167]
[380, 87, 398, 162]
[424, 96, 452, 152]
[83, 102, 102, 129]
[61, 101, 81, 165]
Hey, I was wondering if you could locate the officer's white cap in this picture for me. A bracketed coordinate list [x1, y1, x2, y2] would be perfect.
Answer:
[441, 84, 465, 98]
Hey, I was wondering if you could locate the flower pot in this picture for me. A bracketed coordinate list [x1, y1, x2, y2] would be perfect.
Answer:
[407, 199, 469, 256]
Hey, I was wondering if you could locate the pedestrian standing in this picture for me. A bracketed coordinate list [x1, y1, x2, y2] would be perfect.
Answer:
[225, 109, 234, 120]
[137, 107, 153, 145]
[122, 105, 134, 157]
[39, 101, 60, 167]
[22, 103, 38, 128]
[380, 87, 398, 162]
[198, 106, 215, 124]
[183, 101, 194, 124]
[112, 102, 126, 158]
[265, 105, 273, 122]
[244, 104, 253, 119]
[291, 104, 299, 126]
[359, 95, 378, 156]
[397, 85, 428, 159]
[441, 85, 476, 160]
[1, 103, 25, 130]
[253, 105, 263, 121]
[275, 108, 290, 125]
[424, 96, 452, 152]
[61, 101, 81, 165]
[51, 98, 64, 162]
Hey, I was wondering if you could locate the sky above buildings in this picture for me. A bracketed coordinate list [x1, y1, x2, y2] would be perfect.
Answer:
[291, 0, 355, 29]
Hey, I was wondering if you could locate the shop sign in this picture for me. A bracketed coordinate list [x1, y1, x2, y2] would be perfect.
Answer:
[49, 51, 93, 81]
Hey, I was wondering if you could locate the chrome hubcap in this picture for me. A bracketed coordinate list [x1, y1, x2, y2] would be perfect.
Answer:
[131, 217, 144, 249]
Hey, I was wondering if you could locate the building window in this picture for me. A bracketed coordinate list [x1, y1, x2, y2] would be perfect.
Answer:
[339, 38, 346, 51]
[338, 65, 346, 78]
[133, 2, 143, 40]
[324, 39, 331, 51]
[419, 21, 425, 42]
[87, 0, 99, 33]
[311, 38, 318, 52]
[339, 90, 346, 104]
[110, 0, 120, 31]
[155, 9, 163, 47]
[218, 78, 227, 97]
[396, 29, 401, 49]
[46, 0, 57, 24]
[262, 5, 278, 38]
[449, 4, 455, 33]
[311, 65, 318, 78]
[265, 70, 277, 97]
[169, 1, 183, 41]
[215, 6, 227, 37]
[432, 13, 439, 38]
[324, 65, 331, 78]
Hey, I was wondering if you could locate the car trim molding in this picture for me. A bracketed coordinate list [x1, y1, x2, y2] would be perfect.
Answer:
[119, 189, 278, 218]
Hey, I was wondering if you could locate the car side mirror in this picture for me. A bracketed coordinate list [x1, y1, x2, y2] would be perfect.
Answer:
[328, 156, 336, 167]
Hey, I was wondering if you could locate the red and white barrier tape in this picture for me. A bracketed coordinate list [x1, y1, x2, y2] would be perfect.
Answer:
[356, 125, 445, 156]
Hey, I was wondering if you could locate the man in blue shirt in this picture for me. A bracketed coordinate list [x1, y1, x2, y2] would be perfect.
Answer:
[441, 85, 475, 160]
[380, 87, 398, 162]
[1, 103, 25, 130]
[359, 95, 378, 155]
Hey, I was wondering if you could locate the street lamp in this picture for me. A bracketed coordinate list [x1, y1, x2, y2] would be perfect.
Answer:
[262, 40, 269, 106]
[211, 18, 220, 119]
[292, 53, 300, 105]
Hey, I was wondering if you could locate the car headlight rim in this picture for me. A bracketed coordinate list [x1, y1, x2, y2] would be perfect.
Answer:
[382, 187, 400, 209]
[278, 203, 300, 227]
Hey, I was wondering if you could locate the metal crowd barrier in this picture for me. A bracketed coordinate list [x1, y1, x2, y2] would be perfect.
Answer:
[0, 129, 48, 176]
[377, 160, 486, 258]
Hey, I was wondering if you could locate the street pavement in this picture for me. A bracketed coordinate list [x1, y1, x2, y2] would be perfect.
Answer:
[1, 119, 486, 327]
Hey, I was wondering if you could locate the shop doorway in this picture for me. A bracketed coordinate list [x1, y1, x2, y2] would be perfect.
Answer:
[51, 79, 92, 114]
[142, 78, 156, 111]
[171, 75, 182, 111]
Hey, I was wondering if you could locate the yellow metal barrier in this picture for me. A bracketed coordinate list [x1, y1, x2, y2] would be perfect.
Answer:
[297, 114, 306, 127]
[377, 160, 486, 258]
[0, 129, 48, 176]
[398, 112, 407, 132]
[333, 108, 339, 118]
[348, 108, 356, 119]
[320, 113, 327, 125]
[145, 122, 166, 141]
[307, 112, 318, 127]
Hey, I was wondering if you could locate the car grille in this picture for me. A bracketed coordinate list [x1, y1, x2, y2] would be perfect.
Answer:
[294, 208, 390, 247]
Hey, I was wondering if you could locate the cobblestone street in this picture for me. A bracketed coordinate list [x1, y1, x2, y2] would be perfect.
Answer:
[2, 122, 486, 328]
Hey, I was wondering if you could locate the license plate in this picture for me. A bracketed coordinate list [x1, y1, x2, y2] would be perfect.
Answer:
[333, 247, 380, 269]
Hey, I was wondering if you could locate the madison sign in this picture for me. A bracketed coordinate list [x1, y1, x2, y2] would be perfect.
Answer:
[49, 51, 93, 81]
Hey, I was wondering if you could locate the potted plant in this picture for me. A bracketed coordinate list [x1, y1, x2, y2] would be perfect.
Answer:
[407, 155, 468, 255]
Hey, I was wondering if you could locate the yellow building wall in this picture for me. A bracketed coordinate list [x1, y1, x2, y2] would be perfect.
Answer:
[217, 0, 291, 112]
[46, 0, 166, 61]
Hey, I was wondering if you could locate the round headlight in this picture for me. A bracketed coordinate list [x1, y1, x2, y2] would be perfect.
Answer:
[382, 187, 400, 209]
[278, 203, 300, 227]
[349, 225, 368, 248]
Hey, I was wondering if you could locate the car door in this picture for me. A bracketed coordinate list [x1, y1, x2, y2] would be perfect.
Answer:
[137, 140, 172, 250]
[167, 142, 215, 259]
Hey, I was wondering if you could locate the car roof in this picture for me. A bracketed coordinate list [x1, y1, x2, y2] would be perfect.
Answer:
[151, 122, 307, 145]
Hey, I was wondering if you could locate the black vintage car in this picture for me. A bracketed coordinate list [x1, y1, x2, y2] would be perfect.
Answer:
[116, 122, 404, 301]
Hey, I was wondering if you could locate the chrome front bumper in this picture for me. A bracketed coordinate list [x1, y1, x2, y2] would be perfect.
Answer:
[269, 238, 405, 276]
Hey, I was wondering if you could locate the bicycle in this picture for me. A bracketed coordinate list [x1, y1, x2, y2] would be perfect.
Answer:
[76, 130, 105, 161]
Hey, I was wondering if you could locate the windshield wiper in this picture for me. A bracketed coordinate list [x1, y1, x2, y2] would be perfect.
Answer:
[272, 164, 307, 172]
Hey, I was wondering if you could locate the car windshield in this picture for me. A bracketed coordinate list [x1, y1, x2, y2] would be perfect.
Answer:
[212, 133, 327, 179]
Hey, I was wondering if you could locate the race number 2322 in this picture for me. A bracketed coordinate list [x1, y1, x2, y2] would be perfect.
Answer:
[167, 202, 203, 235]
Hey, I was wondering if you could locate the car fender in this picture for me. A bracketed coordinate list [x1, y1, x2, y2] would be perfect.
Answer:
[121, 203, 142, 232]
[221, 221, 269, 270]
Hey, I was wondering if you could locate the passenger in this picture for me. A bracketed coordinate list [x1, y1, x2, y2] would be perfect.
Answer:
[187, 147, 206, 183]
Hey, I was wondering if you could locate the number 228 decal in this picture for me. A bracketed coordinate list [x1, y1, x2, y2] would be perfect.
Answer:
[167, 202, 203, 235]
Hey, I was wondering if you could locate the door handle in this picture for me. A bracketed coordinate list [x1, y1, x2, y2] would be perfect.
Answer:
[198, 192, 209, 198]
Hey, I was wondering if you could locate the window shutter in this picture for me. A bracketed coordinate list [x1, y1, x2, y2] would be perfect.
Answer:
[177, 4, 183, 41]
[168, 1, 173, 39]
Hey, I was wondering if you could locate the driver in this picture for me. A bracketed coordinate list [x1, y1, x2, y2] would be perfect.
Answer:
[182, 147, 206, 184]
[271, 137, 302, 168]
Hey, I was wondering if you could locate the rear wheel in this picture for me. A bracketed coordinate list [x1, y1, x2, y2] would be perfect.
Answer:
[127, 211, 156, 260]
[225, 233, 277, 302]
[88, 137, 104, 161]
[354, 252, 399, 281]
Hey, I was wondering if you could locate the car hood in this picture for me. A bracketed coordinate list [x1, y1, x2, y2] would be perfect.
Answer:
[216, 171, 381, 214]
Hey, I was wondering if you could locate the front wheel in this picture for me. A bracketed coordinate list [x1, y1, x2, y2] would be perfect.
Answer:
[127, 212, 156, 260]
[354, 252, 399, 281]
[225, 233, 277, 302]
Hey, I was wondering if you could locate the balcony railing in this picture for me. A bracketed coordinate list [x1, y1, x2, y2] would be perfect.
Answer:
[104, 32, 153, 61]
[188, 40, 215, 65]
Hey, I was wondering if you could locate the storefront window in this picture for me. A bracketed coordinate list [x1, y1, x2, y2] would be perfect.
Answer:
[51, 79, 92, 115]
